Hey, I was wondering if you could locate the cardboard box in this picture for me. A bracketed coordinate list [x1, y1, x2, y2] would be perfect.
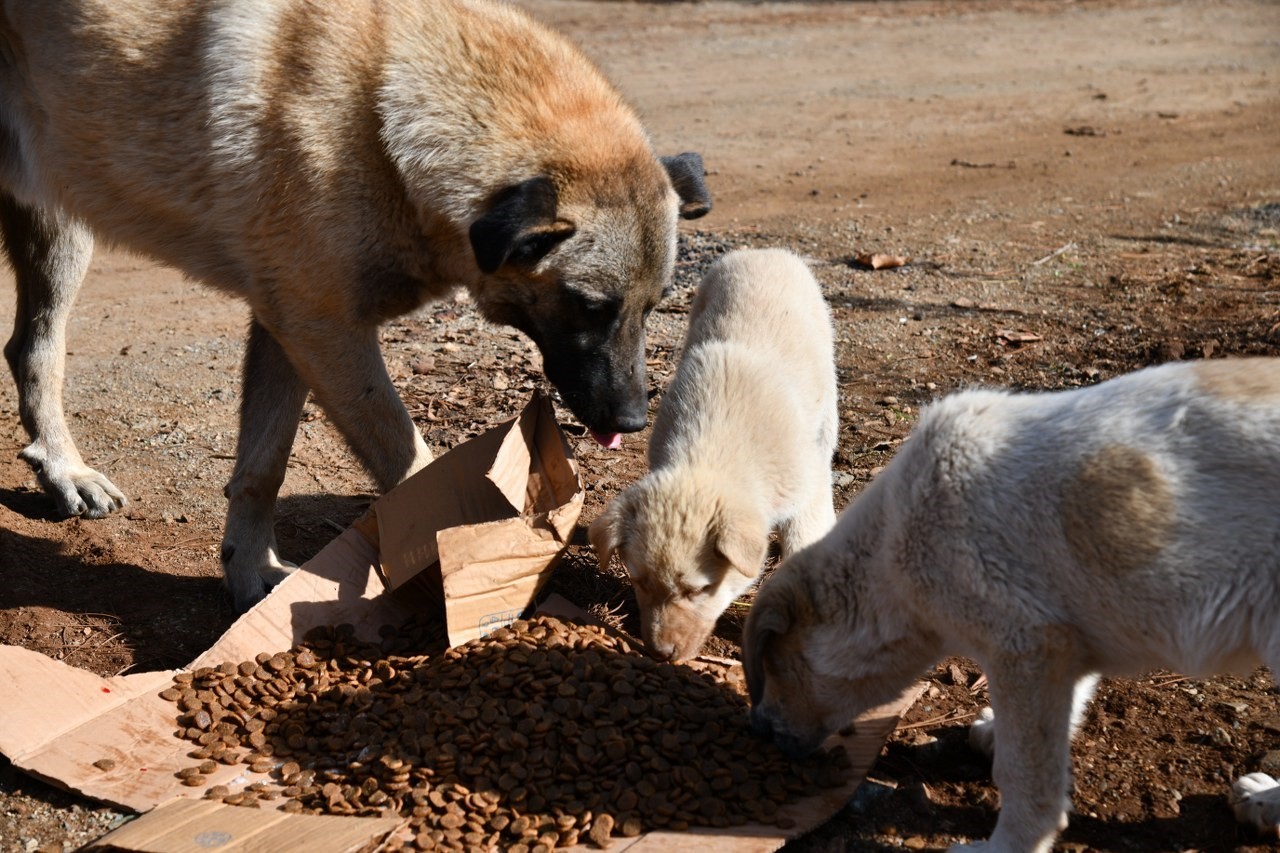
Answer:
[0, 392, 922, 852]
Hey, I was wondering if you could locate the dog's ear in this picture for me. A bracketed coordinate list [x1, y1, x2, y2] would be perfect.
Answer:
[661, 152, 712, 220]
[588, 499, 626, 572]
[743, 589, 792, 705]
[713, 508, 768, 578]
[470, 177, 577, 274]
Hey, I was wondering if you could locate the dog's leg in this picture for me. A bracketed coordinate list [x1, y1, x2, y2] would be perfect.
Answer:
[220, 318, 432, 611]
[278, 323, 433, 492]
[1230, 653, 1280, 837]
[969, 673, 1098, 760]
[778, 487, 837, 557]
[951, 652, 1080, 853]
[220, 320, 311, 611]
[1, 195, 125, 517]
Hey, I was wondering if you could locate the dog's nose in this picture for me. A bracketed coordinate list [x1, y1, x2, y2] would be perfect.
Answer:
[611, 407, 647, 434]
[748, 708, 775, 740]
[648, 641, 676, 662]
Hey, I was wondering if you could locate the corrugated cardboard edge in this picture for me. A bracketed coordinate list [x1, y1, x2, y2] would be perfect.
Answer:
[85, 798, 401, 853]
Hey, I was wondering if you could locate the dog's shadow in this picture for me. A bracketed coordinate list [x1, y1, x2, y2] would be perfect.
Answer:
[0, 489, 371, 672]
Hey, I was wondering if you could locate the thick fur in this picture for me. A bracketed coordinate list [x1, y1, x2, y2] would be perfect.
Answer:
[744, 357, 1280, 852]
[590, 248, 837, 661]
[0, 0, 710, 611]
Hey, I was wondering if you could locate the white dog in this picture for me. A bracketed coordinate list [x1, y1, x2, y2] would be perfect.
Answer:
[743, 357, 1280, 852]
[590, 248, 837, 661]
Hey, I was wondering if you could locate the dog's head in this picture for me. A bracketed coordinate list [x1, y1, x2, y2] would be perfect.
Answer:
[589, 472, 768, 661]
[743, 550, 935, 759]
[468, 153, 711, 444]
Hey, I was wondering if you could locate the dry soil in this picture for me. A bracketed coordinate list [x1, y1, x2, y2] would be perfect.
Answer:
[1, 1, 1278, 850]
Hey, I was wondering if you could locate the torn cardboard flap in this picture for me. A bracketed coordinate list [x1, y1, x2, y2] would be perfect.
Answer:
[371, 390, 584, 646]
[372, 390, 580, 587]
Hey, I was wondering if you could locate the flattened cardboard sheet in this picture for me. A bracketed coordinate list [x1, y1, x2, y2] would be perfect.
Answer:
[0, 390, 924, 851]
[86, 798, 400, 853]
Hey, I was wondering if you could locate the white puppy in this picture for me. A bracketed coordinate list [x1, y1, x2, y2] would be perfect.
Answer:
[743, 357, 1280, 852]
[590, 248, 838, 661]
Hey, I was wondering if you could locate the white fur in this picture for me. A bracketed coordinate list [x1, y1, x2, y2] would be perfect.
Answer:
[1231, 773, 1280, 838]
[746, 357, 1280, 853]
[591, 248, 838, 661]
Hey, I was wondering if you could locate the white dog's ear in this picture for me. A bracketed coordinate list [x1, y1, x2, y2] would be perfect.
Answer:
[743, 589, 792, 705]
[588, 500, 625, 572]
[713, 509, 768, 578]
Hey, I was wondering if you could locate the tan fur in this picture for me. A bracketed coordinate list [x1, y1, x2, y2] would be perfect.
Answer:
[1061, 445, 1174, 575]
[0, 0, 709, 611]
[590, 249, 837, 661]
[745, 357, 1280, 853]
[1194, 356, 1280, 403]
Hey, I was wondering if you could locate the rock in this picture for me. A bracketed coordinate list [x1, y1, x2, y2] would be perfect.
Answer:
[1258, 750, 1280, 777]
[844, 779, 896, 816]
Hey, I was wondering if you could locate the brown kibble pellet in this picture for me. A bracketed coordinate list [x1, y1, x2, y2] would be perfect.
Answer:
[92, 758, 116, 772]
[589, 813, 615, 848]
[182, 774, 207, 787]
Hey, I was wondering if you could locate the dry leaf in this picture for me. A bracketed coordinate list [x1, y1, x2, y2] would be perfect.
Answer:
[997, 329, 1043, 344]
[854, 252, 909, 270]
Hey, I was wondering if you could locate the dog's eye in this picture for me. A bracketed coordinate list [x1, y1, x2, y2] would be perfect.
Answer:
[576, 292, 621, 320]
[682, 582, 715, 599]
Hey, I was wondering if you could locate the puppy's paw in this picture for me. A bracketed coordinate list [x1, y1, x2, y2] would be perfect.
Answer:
[968, 706, 996, 758]
[1231, 772, 1280, 838]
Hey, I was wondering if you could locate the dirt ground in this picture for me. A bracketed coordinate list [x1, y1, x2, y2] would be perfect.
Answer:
[1, 0, 1278, 850]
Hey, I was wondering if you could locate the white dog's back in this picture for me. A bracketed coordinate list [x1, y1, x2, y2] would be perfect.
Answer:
[650, 248, 837, 477]
[892, 357, 1280, 675]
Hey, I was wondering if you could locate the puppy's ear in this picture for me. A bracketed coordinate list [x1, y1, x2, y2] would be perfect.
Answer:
[588, 499, 626, 572]
[743, 589, 792, 705]
[713, 508, 768, 579]
[470, 177, 577, 274]
[661, 152, 712, 220]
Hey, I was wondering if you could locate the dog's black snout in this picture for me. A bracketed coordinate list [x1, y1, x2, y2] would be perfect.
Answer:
[611, 408, 647, 434]
[748, 708, 775, 740]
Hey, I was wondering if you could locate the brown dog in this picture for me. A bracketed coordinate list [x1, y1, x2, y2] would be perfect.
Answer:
[0, 0, 709, 610]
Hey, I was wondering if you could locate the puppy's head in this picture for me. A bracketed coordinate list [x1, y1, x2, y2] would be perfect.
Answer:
[469, 153, 711, 444]
[743, 551, 934, 759]
[589, 472, 767, 661]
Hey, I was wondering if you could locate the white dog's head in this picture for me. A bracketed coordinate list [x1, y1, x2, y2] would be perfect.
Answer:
[742, 547, 938, 758]
[589, 470, 769, 661]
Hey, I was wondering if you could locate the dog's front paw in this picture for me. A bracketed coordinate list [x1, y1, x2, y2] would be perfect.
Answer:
[1231, 772, 1280, 838]
[968, 706, 996, 758]
[221, 545, 298, 614]
[21, 448, 126, 518]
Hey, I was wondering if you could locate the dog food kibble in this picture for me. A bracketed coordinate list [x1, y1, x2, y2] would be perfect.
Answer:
[160, 615, 851, 851]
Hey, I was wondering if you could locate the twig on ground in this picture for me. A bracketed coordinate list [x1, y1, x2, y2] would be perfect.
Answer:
[1031, 242, 1077, 266]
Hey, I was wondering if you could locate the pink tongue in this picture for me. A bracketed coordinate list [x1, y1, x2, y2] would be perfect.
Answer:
[590, 431, 623, 450]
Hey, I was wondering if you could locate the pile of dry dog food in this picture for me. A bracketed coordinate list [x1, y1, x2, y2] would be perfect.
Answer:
[160, 614, 851, 851]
